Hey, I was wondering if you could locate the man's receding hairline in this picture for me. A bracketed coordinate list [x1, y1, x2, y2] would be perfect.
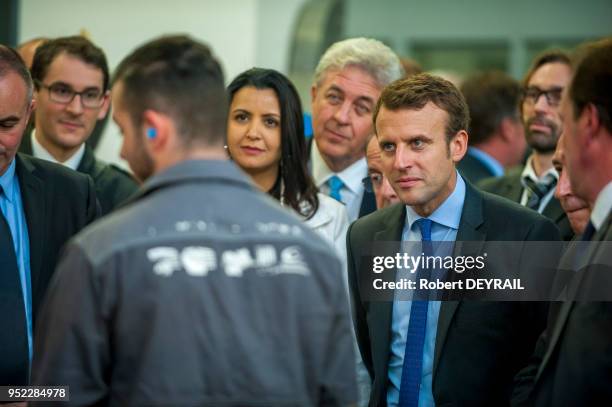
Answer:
[42, 50, 106, 84]
[527, 60, 572, 86]
[377, 100, 449, 116]
[315, 64, 383, 90]
[374, 101, 453, 136]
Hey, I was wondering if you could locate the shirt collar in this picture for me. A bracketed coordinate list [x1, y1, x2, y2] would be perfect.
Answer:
[404, 171, 466, 231]
[591, 181, 612, 231]
[310, 140, 367, 193]
[0, 159, 17, 202]
[31, 130, 85, 171]
[521, 154, 558, 183]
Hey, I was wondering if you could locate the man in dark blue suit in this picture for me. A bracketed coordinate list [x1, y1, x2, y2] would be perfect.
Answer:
[0, 45, 99, 385]
[348, 73, 560, 406]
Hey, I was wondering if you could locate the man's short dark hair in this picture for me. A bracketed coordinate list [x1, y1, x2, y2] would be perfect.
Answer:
[113, 35, 227, 147]
[461, 71, 521, 146]
[373, 73, 469, 143]
[522, 49, 571, 88]
[569, 38, 612, 133]
[31, 36, 109, 91]
[0, 45, 33, 102]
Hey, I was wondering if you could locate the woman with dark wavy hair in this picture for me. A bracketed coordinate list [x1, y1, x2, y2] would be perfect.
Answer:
[226, 67, 348, 257]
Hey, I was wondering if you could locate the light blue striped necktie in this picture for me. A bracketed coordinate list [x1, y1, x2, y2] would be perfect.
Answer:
[327, 175, 344, 203]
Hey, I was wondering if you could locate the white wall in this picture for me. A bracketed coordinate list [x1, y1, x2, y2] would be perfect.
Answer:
[255, 0, 306, 71]
[345, 0, 612, 77]
[19, 0, 306, 168]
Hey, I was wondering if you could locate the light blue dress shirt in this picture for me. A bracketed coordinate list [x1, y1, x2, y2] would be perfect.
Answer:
[467, 146, 504, 177]
[387, 173, 466, 407]
[0, 159, 33, 361]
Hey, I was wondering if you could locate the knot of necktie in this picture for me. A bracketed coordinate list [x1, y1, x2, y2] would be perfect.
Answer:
[414, 218, 433, 242]
[522, 173, 558, 210]
[327, 175, 344, 203]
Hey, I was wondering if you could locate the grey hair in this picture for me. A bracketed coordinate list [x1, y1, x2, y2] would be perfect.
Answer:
[313, 37, 404, 88]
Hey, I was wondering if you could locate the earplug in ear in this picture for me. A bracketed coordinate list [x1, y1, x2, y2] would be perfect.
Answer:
[146, 128, 157, 139]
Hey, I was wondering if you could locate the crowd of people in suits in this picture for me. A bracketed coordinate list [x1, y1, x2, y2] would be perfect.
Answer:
[0, 30, 610, 406]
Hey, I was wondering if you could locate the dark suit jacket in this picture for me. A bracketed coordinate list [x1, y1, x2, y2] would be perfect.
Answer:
[514, 211, 612, 406]
[76, 145, 138, 215]
[347, 182, 561, 406]
[456, 151, 497, 184]
[0, 154, 99, 385]
[479, 167, 574, 241]
[20, 137, 138, 215]
[306, 137, 376, 218]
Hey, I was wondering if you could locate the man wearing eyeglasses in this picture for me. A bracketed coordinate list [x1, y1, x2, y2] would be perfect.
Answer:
[20, 36, 137, 215]
[480, 51, 574, 241]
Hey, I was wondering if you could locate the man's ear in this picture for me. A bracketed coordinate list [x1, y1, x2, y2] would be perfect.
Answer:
[310, 84, 318, 104]
[97, 90, 112, 120]
[141, 110, 172, 151]
[450, 130, 468, 163]
[23, 98, 36, 125]
[499, 117, 521, 143]
[581, 103, 601, 145]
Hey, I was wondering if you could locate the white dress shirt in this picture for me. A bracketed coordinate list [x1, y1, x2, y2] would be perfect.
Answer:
[519, 155, 559, 213]
[591, 181, 612, 231]
[310, 141, 367, 222]
[31, 131, 85, 171]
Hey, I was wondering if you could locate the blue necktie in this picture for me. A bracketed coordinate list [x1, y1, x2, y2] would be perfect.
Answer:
[399, 218, 433, 407]
[327, 175, 344, 203]
[0, 187, 29, 384]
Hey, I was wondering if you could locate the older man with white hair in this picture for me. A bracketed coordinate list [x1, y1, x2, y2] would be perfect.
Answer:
[309, 38, 403, 222]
